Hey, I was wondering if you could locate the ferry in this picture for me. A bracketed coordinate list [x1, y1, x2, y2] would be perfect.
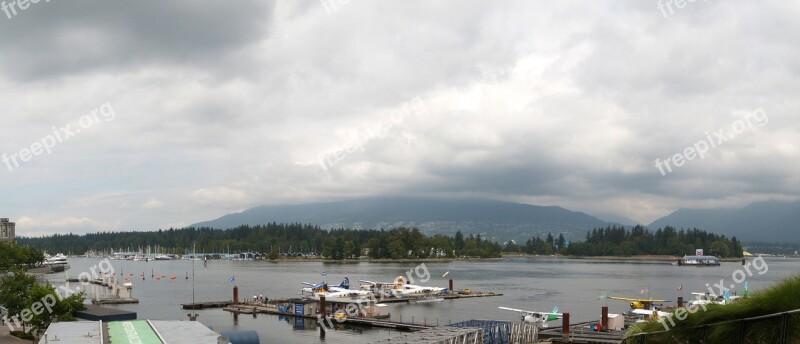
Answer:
[43, 253, 70, 271]
[677, 255, 720, 266]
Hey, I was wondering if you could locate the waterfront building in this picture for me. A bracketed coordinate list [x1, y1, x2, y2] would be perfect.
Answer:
[0, 218, 14, 243]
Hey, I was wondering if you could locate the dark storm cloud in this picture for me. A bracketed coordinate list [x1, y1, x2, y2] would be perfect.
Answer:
[0, 1, 275, 81]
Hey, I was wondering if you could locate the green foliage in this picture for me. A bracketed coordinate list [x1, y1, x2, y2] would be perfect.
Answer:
[509, 225, 743, 257]
[0, 270, 37, 331]
[10, 331, 34, 340]
[626, 275, 800, 343]
[0, 271, 85, 337]
[19, 224, 501, 260]
[0, 242, 44, 271]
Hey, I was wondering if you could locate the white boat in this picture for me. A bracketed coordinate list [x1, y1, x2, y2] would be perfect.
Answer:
[43, 253, 68, 266]
[678, 255, 720, 266]
[154, 254, 171, 260]
[43, 253, 70, 271]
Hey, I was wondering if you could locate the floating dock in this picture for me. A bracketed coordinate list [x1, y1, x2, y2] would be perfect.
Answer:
[182, 300, 233, 309]
[224, 304, 431, 331]
[89, 276, 140, 304]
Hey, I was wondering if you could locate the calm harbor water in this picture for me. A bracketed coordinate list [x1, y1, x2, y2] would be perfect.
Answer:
[45, 257, 799, 343]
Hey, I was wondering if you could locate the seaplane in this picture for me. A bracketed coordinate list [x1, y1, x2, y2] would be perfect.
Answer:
[498, 305, 563, 328]
[301, 277, 373, 303]
[607, 296, 670, 310]
[359, 276, 445, 301]
[687, 290, 743, 308]
[629, 308, 672, 319]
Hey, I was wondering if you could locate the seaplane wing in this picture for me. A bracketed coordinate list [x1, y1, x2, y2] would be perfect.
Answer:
[498, 307, 562, 318]
[499, 306, 562, 327]
[630, 309, 671, 317]
[608, 296, 668, 302]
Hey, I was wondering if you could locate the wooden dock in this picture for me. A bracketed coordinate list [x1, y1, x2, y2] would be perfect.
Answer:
[224, 304, 431, 331]
[538, 321, 625, 344]
[182, 300, 233, 309]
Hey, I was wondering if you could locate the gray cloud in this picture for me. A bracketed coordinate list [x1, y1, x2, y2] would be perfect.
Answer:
[0, 0, 798, 235]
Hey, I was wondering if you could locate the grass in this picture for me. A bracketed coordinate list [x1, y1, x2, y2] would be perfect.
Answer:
[625, 275, 800, 343]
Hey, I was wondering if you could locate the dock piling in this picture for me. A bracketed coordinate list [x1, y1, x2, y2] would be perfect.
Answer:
[562, 312, 570, 341]
[601, 306, 608, 331]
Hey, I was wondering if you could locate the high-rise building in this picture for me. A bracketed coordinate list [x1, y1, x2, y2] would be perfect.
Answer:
[1, 218, 15, 243]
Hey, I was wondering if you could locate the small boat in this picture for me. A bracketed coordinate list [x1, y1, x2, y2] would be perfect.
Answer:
[677, 255, 720, 266]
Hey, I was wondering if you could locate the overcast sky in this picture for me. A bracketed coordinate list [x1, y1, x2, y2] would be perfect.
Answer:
[1, 0, 798, 236]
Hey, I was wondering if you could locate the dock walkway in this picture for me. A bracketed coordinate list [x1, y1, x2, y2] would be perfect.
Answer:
[538, 322, 625, 344]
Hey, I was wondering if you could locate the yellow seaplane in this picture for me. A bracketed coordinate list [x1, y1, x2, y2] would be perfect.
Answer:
[607, 296, 669, 310]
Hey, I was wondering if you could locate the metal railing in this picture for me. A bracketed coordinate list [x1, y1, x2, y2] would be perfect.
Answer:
[624, 308, 800, 344]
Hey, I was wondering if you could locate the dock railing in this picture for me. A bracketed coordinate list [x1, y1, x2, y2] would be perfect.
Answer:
[624, 308, 800, 344]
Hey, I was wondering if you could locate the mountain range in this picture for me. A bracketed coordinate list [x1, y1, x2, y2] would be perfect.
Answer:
[191, 197, 613, 242]
[191, 197, 800, 243]
[647, 200, 800, 243]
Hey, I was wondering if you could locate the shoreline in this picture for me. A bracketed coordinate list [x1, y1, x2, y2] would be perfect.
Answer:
[502, 254, 747, 262]
[76, 255, 752, 264]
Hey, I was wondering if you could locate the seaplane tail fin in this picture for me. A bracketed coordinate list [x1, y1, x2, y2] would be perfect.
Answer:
[338, 277, 350, 289]
[394, 276, 406, 289]
[552, 305, 559, 314]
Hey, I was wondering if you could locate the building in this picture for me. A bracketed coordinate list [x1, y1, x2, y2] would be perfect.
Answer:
[0, 218, 14, 243]
[38, 320, 257, 344]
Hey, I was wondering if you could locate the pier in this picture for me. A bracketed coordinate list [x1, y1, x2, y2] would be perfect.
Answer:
[88, 276, 140, 304]
[218, 288, 503, 332]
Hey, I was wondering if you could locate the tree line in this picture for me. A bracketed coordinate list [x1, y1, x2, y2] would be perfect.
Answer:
[18, 224, 743, 259]
[505, 225, 744, 258]
[18, 224, 503, 259]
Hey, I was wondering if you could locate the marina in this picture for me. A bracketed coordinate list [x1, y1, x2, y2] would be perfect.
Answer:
[31, 256, 800, 343]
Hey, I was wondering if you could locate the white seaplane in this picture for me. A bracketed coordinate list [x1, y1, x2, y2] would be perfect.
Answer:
[687, 290, 744, 308]
[301, 277, 373, 303]
[359, 276, 446, 301]
[498, 305, 563, 328]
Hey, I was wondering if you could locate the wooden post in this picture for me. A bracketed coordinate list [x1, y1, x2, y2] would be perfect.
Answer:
[320, 296, 327, 316]
[449, 279, 454, 292]
[562, 312, 570, 341]
[678, 297, 684, 308]
[233, 286, 239, 304]
[601, 306, 608, 331]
